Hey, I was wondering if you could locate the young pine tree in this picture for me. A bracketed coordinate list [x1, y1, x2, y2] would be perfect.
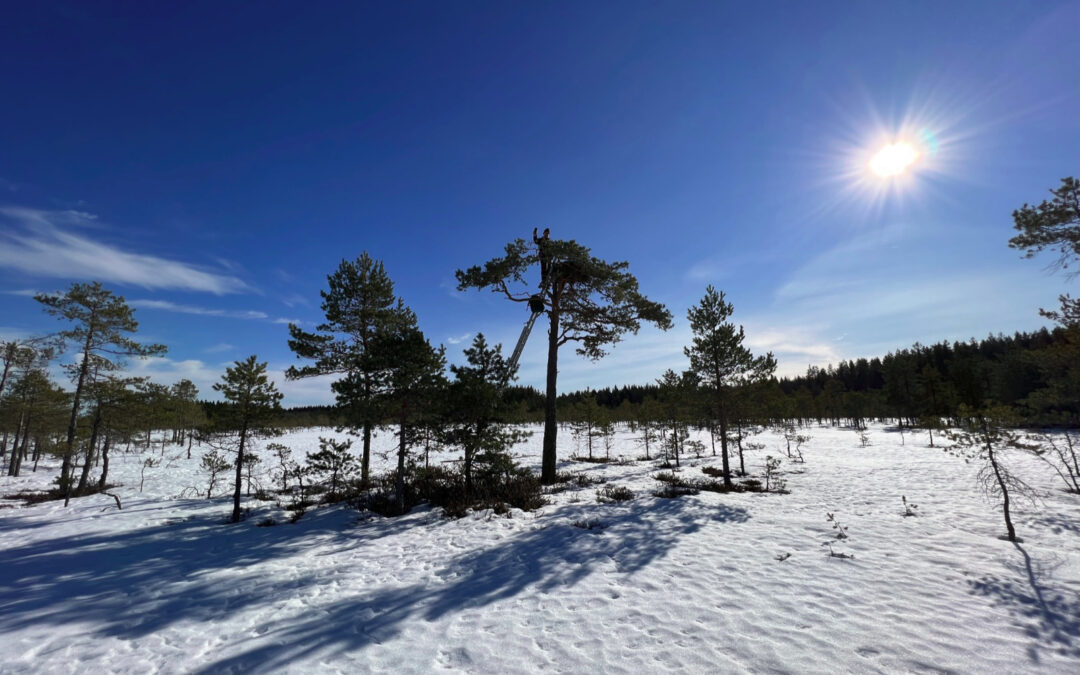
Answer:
[685, 286, 775, 488]
[306, 437, 358, 500]
[945, 406, 1038, 542]
[213, 356, 283, 523]
[444, 334, 529, 500]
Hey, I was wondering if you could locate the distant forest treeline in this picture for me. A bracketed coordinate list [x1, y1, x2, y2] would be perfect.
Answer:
[254, 326, 1077, 429]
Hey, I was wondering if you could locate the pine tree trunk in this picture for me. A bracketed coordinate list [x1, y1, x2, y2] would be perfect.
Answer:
[13, 422, 31, 477]
[362, 421, 372, 487]
[395, 404, 407, 514]
[232, 422, 248, 523]
[541, 302, 560, 484]
[986, 437, 1017, 541]
[98, 435, 111, 489]
[62, 345, 94, 504]
[7, 412, 24, 476]
[77, 408, 103, 494]
[737, 419, 745, 476]
[718, 404, 732, 488]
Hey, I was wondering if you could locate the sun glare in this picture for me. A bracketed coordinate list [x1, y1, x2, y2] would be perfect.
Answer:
[869, 142, 919, 177]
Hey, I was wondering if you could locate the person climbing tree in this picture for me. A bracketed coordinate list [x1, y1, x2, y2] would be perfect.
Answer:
[457, 233, 672, 484]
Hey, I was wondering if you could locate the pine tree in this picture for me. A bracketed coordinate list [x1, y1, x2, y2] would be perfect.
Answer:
[457, 234, 672, 484]
[569, 393, 609, 460]
[213, 355, 283, 523]
[684, 286, 775, 488]
[656, 369, 698, 468]
[1009, 176, 1079, 327]
[945, 406, 1038, 542]
[287, 254, 411, 485]
[170, 379, 204, 456]
[445, 334, 528, 499]
[35, 282, 166, 504]
[306, 437, 358, 500]
[373, 313, 446, 513]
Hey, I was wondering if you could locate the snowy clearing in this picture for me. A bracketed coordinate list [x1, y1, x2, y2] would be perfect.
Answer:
[1, 424, 1079, 673]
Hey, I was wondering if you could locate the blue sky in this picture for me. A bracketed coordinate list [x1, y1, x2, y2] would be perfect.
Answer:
[1, 1, 1077, 405]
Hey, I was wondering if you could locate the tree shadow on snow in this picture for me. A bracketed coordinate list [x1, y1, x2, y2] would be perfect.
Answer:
[196, 497, 748, 673]
[0, 505, 363, 639]
[968, 541, 1080, 663]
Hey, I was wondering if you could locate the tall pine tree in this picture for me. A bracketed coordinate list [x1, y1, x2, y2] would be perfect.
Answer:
[685, 286, 775, 488]
[457, 233, 671, 484]
[35, 282, 166, 504]
[287, 254, 411, 485]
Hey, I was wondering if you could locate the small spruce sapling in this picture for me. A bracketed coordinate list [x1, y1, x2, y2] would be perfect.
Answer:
[858, 430, 871, 448]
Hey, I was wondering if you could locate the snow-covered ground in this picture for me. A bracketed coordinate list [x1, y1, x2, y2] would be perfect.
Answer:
[1, 424, 1078, 673]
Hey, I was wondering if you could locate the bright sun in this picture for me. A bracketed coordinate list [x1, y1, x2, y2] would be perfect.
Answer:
[869, 142, 919, 177]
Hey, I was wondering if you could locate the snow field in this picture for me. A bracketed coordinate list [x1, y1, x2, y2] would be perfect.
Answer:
[1, 424, 1078, 673]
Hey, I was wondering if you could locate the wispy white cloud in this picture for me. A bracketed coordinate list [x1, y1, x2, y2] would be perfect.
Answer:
[126, 356, 336, 407]
[0, 207, 250, 294]
[203, 343, 235, 354]
[273, 317, 303, 325]
[446, 332, 473, 345]
[1, 289, 39, 297]
[280, 292, 310, 308]
[131, 299, 269, 320]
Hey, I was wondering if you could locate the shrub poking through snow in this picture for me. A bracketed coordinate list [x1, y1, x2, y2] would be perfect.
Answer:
[858, 430, 871, 448]
[596, 485, 634, 503]
[902, 495, 918, 517]
[573, 472, 605, 487]
[140, 457, 159, 492]
[823, 512, 854, 559]
[659, 470, 761, 494]
[653, 484, 699, 499]
[827, 512, 849, 539]
[572, 518, 607, 531]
